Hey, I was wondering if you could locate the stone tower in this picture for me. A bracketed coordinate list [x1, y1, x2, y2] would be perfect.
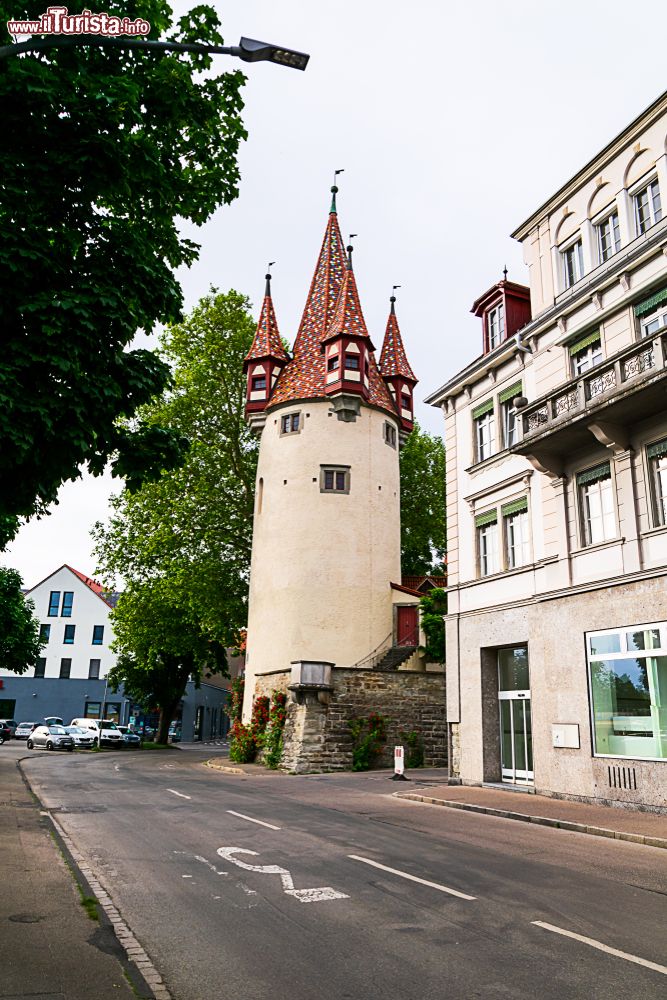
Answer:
[242, 188, 417, 722]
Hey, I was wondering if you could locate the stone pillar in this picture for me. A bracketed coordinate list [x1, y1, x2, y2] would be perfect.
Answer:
[546, 476, 572, 590]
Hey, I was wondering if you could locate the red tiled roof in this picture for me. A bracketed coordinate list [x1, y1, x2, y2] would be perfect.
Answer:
[322, 266, 373, 346]
[245, 283, 290, 366]
[379, 306, 417, 382]
[65, 565, 113, 607]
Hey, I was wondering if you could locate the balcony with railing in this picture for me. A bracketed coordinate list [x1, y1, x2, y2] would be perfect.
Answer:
[511, 330, 667, 468]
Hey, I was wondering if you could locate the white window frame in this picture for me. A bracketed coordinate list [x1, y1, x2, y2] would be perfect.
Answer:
[647, 441, 667, 527]
[487, 303, 504, 350]
[501, 399, 519, 448]
[596, 210, 621, 263]
[632, 176, 662, 236]
[561, 237, 584, 289]
[477, 520, 499, 577]
[640, 302, 667, 340]
[504, 510, 530, 569]
[578, 468, 616, 546]
[571, 338, 603, 376]
[474, 409, 496, 463]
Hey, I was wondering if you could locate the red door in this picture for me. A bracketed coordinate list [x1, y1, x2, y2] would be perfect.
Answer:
[397, 606, 418, 646]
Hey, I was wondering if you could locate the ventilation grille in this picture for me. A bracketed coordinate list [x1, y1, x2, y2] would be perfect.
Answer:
[608, 765, 637, 790]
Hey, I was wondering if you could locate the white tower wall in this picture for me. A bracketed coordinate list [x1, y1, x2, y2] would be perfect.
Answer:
[243, 399, 401, 719]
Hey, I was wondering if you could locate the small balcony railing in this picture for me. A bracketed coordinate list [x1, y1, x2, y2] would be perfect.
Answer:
[517, 331, 667, 445]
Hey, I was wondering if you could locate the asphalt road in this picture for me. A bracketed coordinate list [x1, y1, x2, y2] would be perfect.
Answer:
[19, 747, 667, 1000]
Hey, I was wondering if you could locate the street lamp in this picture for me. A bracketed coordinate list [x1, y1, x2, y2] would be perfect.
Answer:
[0, 34, 310, 68]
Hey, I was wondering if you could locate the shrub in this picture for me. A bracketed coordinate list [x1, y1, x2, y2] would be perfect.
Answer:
[400, 729, 424, 768]
[263, 691, 288, 769]
[349, 712, 388, 771]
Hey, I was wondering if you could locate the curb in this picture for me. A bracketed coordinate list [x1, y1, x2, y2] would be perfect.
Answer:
[203, 759, 248, 774]
[395, 793, 667, 850]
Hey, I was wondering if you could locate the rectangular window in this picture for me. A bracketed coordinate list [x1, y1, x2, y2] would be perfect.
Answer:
[472, 401, 495, 462]
[401, 393, 411, 410]
[577, 463, 615, 546]
[570, 334, 602, 376]
[88, 659, 101, 680]
[476, 513, 499, 577]
[640, 303, 667, 339]
[48, 591, 60, 617]
[34, 658, 46, 678]
[63, 624, 76, 644]
[280, 413, 300, 434]
[61, 591, 74, 617]
[85, 701, 101, 720]
[487, 302, 504, 349]
[504, 505, 530, 569]
[648, 439, 667, 526]
[327, 355, 339, 371]
[634, 178, 662, 235]
[59, 658, 72, 679]
[39, 624, 50, 643]
[596, 211, 621, 263]
[251, 375, 266, 391]
[384, 422, 397, 448]
[562, 239, 584, 288]
[105, 702, 121, 724]
[501, 401, 518, 448]
[587, 622, 667, 760]
[321, 466, 350, 494]
[344, 354, 360, 370]
[92, 625, 104, 645]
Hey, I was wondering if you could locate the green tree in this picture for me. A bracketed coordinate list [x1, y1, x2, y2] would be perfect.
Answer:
[0, 2, 247, 548]
[0, 568, 44, 674]
[399, 423, 446, 575]
[419, 587, 446, 664]
[93, 289, 259, 735]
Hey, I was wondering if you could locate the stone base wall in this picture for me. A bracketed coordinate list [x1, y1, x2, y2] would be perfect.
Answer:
[251, 666, 447, 774]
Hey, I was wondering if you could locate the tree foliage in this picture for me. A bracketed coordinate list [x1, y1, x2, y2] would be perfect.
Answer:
[399, 423, 446, 575]
[0, 567, 44, 674]
[0, 2, 247, 548]
[94, 289, 259, 737]
[419, 587, 447, 664]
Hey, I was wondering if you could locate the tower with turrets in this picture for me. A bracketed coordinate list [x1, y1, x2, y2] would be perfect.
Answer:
[241, 186, 420, 742]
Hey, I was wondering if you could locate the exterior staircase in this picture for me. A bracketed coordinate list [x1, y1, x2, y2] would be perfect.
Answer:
[374, 645, 418, 671]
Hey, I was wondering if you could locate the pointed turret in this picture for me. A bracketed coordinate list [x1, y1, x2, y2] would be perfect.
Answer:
[379, 290, 418, 434]
[321, 237, 376, 403]
[244, 269, 290, 430]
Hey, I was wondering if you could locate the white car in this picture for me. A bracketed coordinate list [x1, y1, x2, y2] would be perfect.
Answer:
[69, 718, 124, 748]
[64, 725, 96, 749]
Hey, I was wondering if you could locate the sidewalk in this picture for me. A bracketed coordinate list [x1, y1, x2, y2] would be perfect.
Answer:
[0, 754, 152, 1000]
[397, 782, 667, 849]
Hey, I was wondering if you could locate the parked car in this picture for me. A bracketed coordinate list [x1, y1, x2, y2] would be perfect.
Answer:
[0, 719, 18, 738]
[168, 723, 182, 743]
[117, 726, 142, 749]
[27, 725, 75, 751]
[43, 716, 64, 726]
[69, 718, 123, 748]
[14, 722, 38, 741]
[64, 725, 96, 749]
[0, 721, 12, 744]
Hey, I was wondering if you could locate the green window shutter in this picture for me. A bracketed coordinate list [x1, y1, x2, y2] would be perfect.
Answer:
[568, 330, 601, 356]
[634, 287, 667, 317]
[475, 510, 498, 528]
[472, 398, 494, 420]
[576, 461, 610, 486]
[501, 497, 528, 517]
[647, 439, 667, 460]
[498, 381, 523, 405]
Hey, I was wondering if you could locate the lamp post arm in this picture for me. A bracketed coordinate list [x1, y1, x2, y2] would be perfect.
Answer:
[0, 34, 240, 61]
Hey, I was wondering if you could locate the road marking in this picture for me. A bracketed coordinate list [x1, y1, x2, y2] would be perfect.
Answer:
[227, 810, 281, 830]
[348, 855, 476, 900]
[532, 921, 667, 976]
[217, 846, 349, 903]
[181, 875, 193, 879]
[194, 855, 228, 876]
[167, 788, 191, 800]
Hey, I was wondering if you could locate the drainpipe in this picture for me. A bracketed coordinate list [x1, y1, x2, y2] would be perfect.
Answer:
[515, 331, 532, 356]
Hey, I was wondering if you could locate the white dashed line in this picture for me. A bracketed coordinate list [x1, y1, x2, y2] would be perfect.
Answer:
[532, 921, 667, 975]
[348, 855, 476, 900]
[167, 789, 191, 800]
[227, 810, 281, 830]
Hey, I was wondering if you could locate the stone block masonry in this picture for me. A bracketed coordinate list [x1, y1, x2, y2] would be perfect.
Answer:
[253, 665, 447, 774]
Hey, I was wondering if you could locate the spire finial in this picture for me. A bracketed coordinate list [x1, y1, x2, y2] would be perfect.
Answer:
[346, 233, 357, 271]
[502, 264, 508, 281]
[330, 168, 344, 213]
[390, 284, 401, 314]
[265, 261, 275, 297]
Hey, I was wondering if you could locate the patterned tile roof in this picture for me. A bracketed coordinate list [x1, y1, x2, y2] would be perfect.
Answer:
[244, 276, 290, 366]
[269, 205, 397, 415]
[379, 302, 417, 383]
[322, 265, 374, 347]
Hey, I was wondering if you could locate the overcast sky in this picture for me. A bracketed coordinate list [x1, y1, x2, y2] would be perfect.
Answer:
[5, 0, 667, 588]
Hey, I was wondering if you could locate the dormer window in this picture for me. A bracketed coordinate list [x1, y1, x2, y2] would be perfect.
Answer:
[251, 375, 266, 391]
[487, 303, 504, 349]
[562, 239, 584, 289]
[327, 356, 339, 371]
[401, 392, 411, 409]
[344, 354, 360, 370]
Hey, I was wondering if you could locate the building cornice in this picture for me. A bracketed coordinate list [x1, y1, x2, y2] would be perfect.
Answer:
[510, 89, 667, 240]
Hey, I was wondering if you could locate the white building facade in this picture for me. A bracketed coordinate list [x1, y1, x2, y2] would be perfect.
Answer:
[427, 90, 667, 810]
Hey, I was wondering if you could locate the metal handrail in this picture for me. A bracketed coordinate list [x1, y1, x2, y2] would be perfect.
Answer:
[350, 630, 394, 670]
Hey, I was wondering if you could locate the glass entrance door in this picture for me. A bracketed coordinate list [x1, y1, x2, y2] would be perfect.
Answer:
[498, 647, 533, 783]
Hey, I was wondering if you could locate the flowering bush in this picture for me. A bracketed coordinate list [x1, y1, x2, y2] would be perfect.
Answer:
[228, 720, 255, 763]
[349, 712, 388, 771]
[263, 691, 288, 769]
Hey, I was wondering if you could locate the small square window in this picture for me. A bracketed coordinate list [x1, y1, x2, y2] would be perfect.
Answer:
[92, 625, 104, 645]
[327, 355, 339, 371]
[34, 658, 46, 678]
[48, 591, 60, 617]
[251, 375, 267, 391]
[320, 466, 350, 494]
[85, 701, 101, 720]
[384, 422, 397, 448]
[61, 592, 74, 617]
[344, 354, 360, 370]
[64, 624, 76, 644]
[280, 412, 300, 435]
[88, 659, 101, 680]
[39, 624, 50, 643]
[59, 658, 72, 679]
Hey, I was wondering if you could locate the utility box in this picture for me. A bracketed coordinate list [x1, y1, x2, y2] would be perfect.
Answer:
[552, 724, 580, 749]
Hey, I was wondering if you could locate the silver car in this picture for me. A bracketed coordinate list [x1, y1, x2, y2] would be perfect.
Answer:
[27, 725, 75, 752]
[64, 725, 96, 749]
[15, 721, 38, 741]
